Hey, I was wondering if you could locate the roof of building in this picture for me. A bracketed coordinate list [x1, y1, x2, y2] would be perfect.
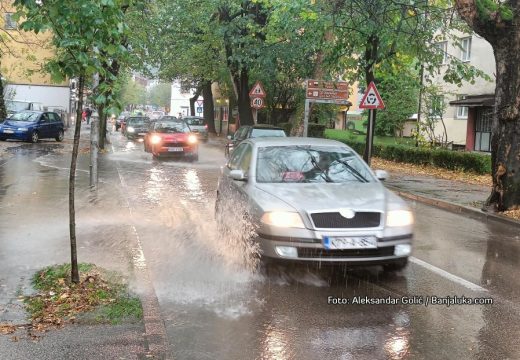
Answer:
[449, 94, 495, 107]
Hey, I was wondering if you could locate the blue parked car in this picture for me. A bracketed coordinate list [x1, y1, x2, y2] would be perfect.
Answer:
[0, 110, 65, 143]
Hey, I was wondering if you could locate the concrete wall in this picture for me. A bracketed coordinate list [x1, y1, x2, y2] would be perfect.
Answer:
[6, 84, 70, 112]
[170, 81, 202, 117]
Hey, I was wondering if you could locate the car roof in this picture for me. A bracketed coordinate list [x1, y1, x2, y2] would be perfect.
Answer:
[245, 137, 349, 147]
[247, 124, 284, 130]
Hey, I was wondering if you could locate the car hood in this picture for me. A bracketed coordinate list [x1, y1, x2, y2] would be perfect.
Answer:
[156, 133, 190, 141]
[189, 125, 207, 132]
[254, 182, 388, 212]
[2, 120, 36, 128]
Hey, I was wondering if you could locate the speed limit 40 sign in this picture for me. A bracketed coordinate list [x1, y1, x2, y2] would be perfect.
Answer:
[251, 97, 265, 109]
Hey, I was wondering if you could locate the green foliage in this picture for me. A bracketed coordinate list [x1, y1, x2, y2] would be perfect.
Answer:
[325, 131, 491, 174]
[476, 0, 513, 22]
[308, 123, 327, 138]
[374, 67, 420, 136]
[277, 122, 293, 135]
[147, 83, 171, 108]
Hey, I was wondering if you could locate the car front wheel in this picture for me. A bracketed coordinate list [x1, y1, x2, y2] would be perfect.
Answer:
[55, 130, 64, 142]
[30, 131, 39, 143]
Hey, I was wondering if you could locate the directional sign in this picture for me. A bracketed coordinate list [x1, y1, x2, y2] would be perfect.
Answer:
[359, 81, 385, 109]
[196, 106, 203, 113]
[249, 81, 266, 97]
[306, 89, 349, 100]
[251, 97, 265, 109]
[307, 79, 348, 91]
[196, 100, 203, 107]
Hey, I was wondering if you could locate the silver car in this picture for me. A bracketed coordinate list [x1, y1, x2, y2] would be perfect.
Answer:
[184, 116, 208, 142]
[216, 137, 413, 271]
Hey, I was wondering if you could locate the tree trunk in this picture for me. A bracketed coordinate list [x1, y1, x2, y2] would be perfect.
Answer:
[485, 42, 520, 210]
[202, 80, 216, 134]
[0, 72, 7, 119]
[190, 85, 203, 116]
[69, 75, 84, 284]
[231, 68, 254, 126]
[455, 0, 520, 210]
[98, 104, 107, 149]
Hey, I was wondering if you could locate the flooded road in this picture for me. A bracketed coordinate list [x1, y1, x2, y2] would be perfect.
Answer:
[1, 130, 520, 360]
[104, 132, 520, 360]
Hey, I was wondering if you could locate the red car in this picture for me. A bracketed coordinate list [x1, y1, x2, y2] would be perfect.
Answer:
[144, 120, 199, 161]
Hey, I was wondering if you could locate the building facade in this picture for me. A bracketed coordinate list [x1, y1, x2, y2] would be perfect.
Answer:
[1, 2, 71, 116]
[427, 31, 495, 152]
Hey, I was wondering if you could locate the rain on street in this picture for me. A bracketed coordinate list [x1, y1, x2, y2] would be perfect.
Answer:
[1, 131, 520, 360]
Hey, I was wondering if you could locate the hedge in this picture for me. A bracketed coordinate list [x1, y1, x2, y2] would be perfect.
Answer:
[325, 136, 491, 174]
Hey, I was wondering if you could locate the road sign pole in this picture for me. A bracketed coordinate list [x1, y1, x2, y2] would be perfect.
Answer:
[303, 99, 310, 137]
[363, 109, 376, 165]
[253, 108, 257, 124]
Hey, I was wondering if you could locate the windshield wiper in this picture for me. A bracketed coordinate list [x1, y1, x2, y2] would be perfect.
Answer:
[295, 146, 333, 183]
[335, 158, 369, 183]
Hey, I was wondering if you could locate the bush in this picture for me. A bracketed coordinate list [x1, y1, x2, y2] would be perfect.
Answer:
[308, 123, 327, 138]
[325, 136, 491, 174]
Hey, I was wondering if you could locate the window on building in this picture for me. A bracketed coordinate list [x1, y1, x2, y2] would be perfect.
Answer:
[4, 13, 17, 30]
[456, 95, 468, 119]
[475, 108, 492, 152]
[436, 41, 448, 64]
[461, 37, 471, 62]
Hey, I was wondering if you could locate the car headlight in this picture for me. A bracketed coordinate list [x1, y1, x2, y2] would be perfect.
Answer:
[127, 126, 135, 133]
[150, 135, 162, 144]
[386, 210, 414, 227]
[261, 211, 305, 228]
[188, 134, 198, 144]
[17, 128, 28, 132]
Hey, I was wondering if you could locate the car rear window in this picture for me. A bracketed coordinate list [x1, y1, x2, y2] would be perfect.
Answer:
[185, 118, 204, 126]
[251, 129, 286, 138]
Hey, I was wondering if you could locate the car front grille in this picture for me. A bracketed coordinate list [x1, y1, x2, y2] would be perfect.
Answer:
[163, 142, 187, 147]
[298, 246, 394, 258]
[310, 212, 381, 229]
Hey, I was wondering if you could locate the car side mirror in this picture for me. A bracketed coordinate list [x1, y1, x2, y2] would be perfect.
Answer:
[229, 169, 247, 181]
[374, 169, 389, 181]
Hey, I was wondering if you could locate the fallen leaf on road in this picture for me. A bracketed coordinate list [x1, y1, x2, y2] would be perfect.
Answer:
[0, 324, 16, 335]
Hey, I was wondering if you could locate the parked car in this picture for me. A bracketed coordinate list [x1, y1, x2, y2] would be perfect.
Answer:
[215, 137, 413, 270]
[150, 110, 165, 120]
[225, 124, 286, 157]
[5, 100, 44, 118]
[184, 116, 208, 142]
[124, 116, 150, 140]
[143, 119, 198, 161]
[0, 110, 65, 143]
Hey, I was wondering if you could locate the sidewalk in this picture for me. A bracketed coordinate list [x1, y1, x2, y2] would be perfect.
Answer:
[0, 122, 164, 359]
[381, 167, 520, 227]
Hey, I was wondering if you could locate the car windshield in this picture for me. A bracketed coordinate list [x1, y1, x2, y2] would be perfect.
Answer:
[6, 101, 30, 112]
[256, 145, 373, 183]
[159, 116, 178, 121]
[185, 118, 204, 126]
[8, 111, 40, 122]
[127, 118, 148, 126]
[251, 129, 286, 138]
[154, 121, 189, 133]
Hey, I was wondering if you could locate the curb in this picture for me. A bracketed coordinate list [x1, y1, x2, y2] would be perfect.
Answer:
[108, 140, 170, 360]
[388, 185, 520, 229]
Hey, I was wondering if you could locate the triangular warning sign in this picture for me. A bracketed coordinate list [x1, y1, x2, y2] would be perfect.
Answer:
[249, 81, 266, 97]
[359, 82, 385, 109]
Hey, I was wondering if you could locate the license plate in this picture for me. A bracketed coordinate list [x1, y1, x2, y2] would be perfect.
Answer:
[3, 129, 14, 134]
[168, 147, 184, 152]
[323, 236, 377, 250]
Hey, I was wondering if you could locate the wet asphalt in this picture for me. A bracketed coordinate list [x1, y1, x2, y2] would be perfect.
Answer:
[1, 128, 520, 360]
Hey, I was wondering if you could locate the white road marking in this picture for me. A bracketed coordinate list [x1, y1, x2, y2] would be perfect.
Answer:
[410, 256, 488, 292]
